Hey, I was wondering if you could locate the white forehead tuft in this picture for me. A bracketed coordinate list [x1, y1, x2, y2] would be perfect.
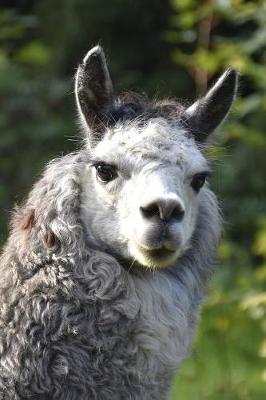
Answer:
[93, 118, 208, 171]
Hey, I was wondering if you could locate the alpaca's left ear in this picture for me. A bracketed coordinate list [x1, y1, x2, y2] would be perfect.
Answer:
[184, 69, 238, 142]
[75, 46, 115, 136]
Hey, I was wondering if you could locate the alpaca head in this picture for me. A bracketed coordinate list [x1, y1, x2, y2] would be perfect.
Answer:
[76, 46, 238, 269]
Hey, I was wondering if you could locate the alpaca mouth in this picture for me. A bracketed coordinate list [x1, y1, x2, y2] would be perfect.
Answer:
[130, 241, 180, 269]
[142, 247, 176, 259]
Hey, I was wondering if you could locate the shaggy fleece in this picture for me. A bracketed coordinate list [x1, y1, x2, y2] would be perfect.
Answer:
[0, 152, 220, 399]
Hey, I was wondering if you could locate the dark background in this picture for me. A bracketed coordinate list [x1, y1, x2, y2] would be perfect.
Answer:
[0, 1, 265, 398]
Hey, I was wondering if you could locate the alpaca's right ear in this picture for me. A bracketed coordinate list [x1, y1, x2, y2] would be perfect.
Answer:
[184, 69, 238, 142]
[75, 46, 115, 137]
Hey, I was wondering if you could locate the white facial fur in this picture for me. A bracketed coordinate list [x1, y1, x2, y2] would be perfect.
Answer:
[80, 118, 210, 269]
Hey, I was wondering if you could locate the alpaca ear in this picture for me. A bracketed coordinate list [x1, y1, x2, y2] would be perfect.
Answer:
[75, 46, 115, 136]
[184, 69, 238, 142]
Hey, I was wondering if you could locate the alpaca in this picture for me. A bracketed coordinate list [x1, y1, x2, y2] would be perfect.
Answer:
[0, 46, 238, 399]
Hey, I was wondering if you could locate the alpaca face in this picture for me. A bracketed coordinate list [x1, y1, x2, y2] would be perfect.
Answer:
[81, 119, 211, 268]
[76, 46, 237, 269]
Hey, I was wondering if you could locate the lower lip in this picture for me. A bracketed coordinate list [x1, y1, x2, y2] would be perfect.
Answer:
[140, 246, 176, 259]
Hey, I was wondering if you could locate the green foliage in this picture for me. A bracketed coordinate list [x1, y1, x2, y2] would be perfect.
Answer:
[0, 1, 265, 398]
[0, 6, 76, 241]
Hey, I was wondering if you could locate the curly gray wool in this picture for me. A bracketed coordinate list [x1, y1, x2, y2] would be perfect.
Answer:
[0, 152, 220, 400]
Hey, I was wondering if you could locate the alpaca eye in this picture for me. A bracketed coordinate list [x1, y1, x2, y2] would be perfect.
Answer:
[191, 173, 208, 192]
[95, 163, 117, 183]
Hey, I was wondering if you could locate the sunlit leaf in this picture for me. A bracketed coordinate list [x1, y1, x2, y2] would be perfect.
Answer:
[16, 42, 50, 66]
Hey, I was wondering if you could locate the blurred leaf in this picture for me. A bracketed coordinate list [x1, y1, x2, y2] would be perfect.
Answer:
[16, 42, 50, 65]
[240, 293, 266, 310]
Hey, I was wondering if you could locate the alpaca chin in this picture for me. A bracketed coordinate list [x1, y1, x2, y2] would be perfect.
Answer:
[129, 240, 181, 269]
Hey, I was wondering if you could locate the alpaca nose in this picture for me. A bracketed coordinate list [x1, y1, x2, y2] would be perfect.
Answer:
[140, 197, 185, 223]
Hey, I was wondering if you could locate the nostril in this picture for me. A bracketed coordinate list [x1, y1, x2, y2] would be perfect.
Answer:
[172, 207, 185, 222]
[140, 203, 160, 219]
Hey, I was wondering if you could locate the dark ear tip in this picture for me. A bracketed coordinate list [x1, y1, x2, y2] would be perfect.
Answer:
[223, 68, 239, 87]
[82, 45, 105, 65]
